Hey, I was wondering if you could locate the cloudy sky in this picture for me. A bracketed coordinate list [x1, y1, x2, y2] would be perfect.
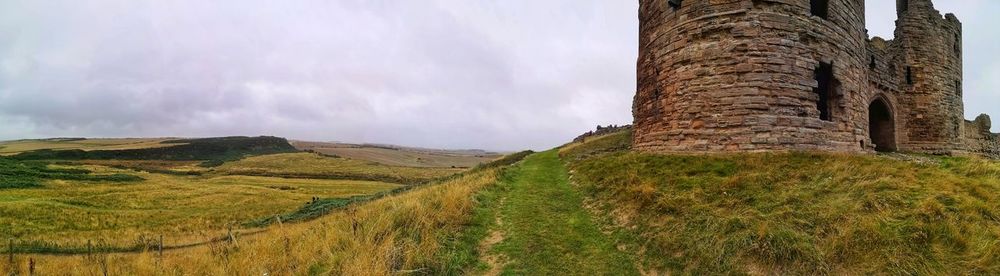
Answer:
[0, 1, 996, 151]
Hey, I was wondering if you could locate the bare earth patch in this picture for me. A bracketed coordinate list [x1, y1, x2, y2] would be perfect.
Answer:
[478, 198, 508, 276]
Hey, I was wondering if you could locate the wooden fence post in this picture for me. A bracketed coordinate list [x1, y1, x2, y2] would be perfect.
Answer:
[7, 239, 13, 267]
[158, 235, 163, 257]
[87, 240, 93, 261]
[28, 258, 35, 276]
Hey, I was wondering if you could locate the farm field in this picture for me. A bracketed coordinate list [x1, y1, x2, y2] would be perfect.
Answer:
[292, 141, 502, 168]
[0, 138, 179, 156]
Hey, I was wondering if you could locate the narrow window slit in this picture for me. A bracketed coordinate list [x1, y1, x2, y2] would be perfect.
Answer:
[954, 34, 961, 55]
[906, 66, 914, 85]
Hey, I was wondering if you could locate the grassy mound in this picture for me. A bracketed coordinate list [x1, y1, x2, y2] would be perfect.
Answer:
[564, 131, 1000, 274]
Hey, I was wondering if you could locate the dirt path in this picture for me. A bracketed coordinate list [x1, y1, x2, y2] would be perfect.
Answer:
[480, 150, 638, 275]
[478, 203, 508, 276]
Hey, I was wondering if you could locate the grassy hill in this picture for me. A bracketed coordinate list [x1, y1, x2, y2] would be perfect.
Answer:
[10, 136, 297, 166]
[562, 129, 1000, 275]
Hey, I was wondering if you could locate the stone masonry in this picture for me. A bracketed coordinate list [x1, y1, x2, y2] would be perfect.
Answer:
[633, 0, 999, 158]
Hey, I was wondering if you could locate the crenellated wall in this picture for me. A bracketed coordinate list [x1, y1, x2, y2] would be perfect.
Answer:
[633, 0, 998, 158]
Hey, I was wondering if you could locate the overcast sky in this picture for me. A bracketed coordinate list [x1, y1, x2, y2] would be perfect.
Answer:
[0, 1, 996, 151]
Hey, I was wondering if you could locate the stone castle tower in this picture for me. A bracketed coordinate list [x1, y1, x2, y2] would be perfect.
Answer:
[633, 0, 998, 158]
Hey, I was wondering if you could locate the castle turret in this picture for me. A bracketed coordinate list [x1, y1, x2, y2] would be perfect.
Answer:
[634, 0, 871, 153]
[633, 0, 989, 157]
[892, 0, 963, 153]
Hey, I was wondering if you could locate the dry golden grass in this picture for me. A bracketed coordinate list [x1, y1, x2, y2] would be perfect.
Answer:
[3, 168, 500, 275]
[215, 152, 463, 184]
[1, 164, 401, 248]
[292, 141, 502, 168]
[68, 160, 207, 174]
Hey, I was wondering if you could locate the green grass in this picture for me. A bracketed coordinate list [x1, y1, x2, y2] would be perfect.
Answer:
[567, 147, 1000, 274]
[485, 150, 639, 275]
[248, 151, 537, 229]
[0, 158, 142, 188]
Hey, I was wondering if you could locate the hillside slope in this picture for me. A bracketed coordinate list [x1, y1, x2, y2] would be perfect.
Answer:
[562, 129, 1000, 275]
[4, 152, 534, 275]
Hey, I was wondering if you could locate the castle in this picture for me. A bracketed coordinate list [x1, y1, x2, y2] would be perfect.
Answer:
[633, 0, 999, 158]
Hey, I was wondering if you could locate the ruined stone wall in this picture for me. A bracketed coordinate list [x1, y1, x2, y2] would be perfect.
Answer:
[634, 0, 871, 153]
[634, 0, 994, 158]
[864, 37, 904, 152]
[891, 0, 964, 154]
[962, 115, 1000, 159]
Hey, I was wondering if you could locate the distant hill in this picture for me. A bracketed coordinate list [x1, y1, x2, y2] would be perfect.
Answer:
[291, 141, 502, 168]
[9, 136, 297, 165]
[0, 138, 180, 156]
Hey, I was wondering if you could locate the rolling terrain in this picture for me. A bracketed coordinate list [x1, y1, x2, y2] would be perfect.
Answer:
[292, 141, 502, 168]
[1, 149, 532, 275]
[4, 132, 999, 275]
[0, 136, 473, 262]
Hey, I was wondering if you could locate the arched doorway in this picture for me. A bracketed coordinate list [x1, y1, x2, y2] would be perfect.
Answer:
[868, 98, 896, 152]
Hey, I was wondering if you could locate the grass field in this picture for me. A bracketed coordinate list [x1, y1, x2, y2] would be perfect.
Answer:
[564, 129, 1000, 275]
[0, 164, 400, 249]
[292, 141, 502, 168]
[484, 150, 638, 275]
[214, 152, 463, 184]
[3, 166, 506, 275]
[0, 141, 476, 257]
[0, 138, 178, 156]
